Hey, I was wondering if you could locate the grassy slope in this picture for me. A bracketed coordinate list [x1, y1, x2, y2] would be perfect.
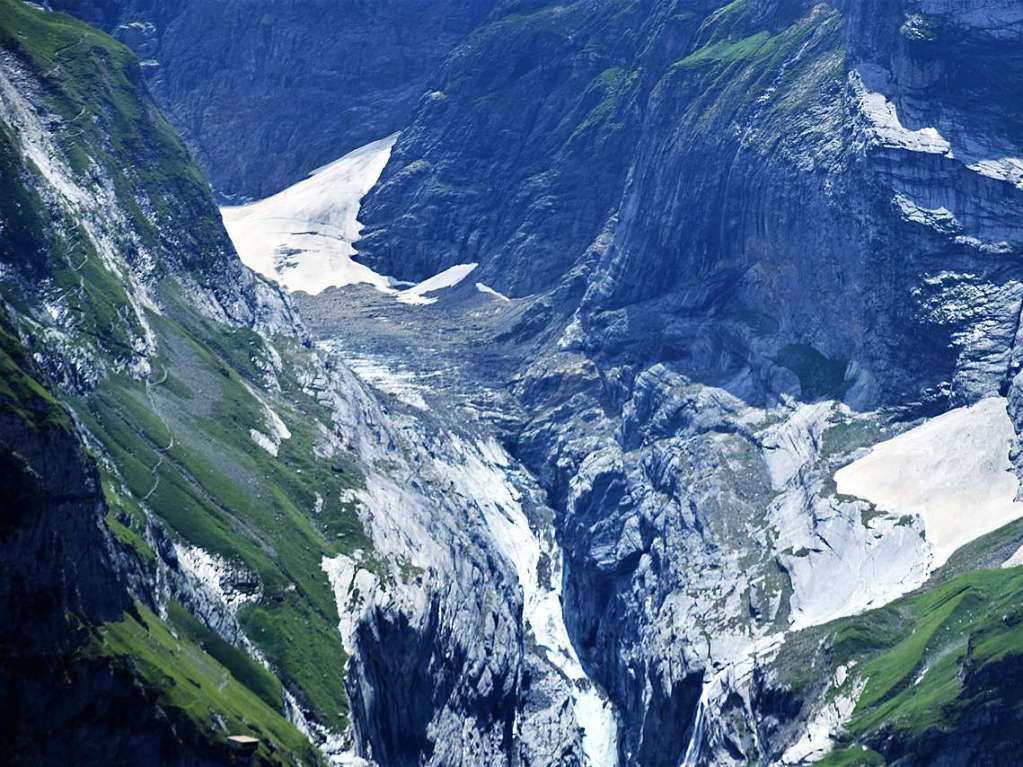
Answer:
[0, 0, 224, 269]
[0, 304, 319, 762]
[0, 0, 373, 744]
[71, 284, 372, 729]
[92, 603, 320, 767]
[774, 567, 1023, 761]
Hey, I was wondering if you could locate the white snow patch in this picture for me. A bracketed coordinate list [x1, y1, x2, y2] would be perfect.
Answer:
[264, 401, 291, 441]
[1002, 543, 1023, 569]
[835, 396, 1023, 568]
[242, 382, 291, 456]
[967, 157, 1023, 189]
[221, 134, 397, 295]
[396, 263, 478, 305]
[476, 282, 511, 301]
[249, 428, 279, 456]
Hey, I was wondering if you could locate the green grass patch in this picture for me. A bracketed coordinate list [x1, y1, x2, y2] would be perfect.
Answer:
[814, 745, 885, 767]
[0, 0, 229, 276]
[778, 568, 1023, 751]
[166, 601, 284, 713]
[675, 31, 777, 69]
[102, 474, 156, 561]
[820, 415, 888, 461]
[91, 604, 319, 766]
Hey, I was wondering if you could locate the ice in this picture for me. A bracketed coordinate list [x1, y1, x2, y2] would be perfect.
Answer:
[835, 396, 1023, 568]
[244, 383, 292, 455]
[346, 355, 429, 410]
[1002, 544, 1023, 568]
[249, 428, 279, 456]
[221, 134, 398, 295]
[396, 263, 478, 305]
[475, 282, 511, 301]
[435, 437, 619, 767]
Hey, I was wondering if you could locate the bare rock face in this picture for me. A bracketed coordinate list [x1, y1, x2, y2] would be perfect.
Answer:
[52, 0, 497, 200]
[306, 1, 1023, 764]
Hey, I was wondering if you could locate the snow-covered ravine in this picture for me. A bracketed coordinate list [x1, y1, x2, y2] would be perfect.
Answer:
[436, 437, 620, 767]
[836, 396, 1023, 568]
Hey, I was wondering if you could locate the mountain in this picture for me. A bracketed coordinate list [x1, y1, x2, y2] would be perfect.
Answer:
[5, 0, 1023, 766]
[47, 0, 498, 200]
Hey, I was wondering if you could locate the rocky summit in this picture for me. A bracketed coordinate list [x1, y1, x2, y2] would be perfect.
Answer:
[3, 0, 1023, 766]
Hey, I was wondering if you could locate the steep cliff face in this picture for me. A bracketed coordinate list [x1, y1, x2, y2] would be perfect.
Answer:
[358, 0, 710, 293]
[51, 0, 498, 199]
[297, 0, 1023, 765]
[359, 0, 1023, 408]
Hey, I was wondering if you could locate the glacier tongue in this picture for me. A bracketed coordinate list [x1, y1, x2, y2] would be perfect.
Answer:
[395, 263, 479, 305]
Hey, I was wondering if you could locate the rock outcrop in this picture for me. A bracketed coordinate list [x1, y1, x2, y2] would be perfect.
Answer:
[51, 0, 497, 199]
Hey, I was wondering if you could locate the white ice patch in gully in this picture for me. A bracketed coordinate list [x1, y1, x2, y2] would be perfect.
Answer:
[395, 263, 478, 305]
[249, 429, 280, 456]
[835, 396, 1023, 568]
[436, 436, 619, 767]
[1002, 543, 1023, 569]
[221, 134, 397, 295]
[476, 282, 511, 301]
[246, 386, 292, 456]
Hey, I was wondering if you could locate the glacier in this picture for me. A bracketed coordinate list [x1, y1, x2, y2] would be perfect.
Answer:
[221, 134, 398, 295]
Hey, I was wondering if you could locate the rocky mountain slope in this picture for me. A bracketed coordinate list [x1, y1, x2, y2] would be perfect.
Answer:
[293, 0, 1023, 764]
[6, 0, 1023, 766]
[48, 0, 497, 199]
